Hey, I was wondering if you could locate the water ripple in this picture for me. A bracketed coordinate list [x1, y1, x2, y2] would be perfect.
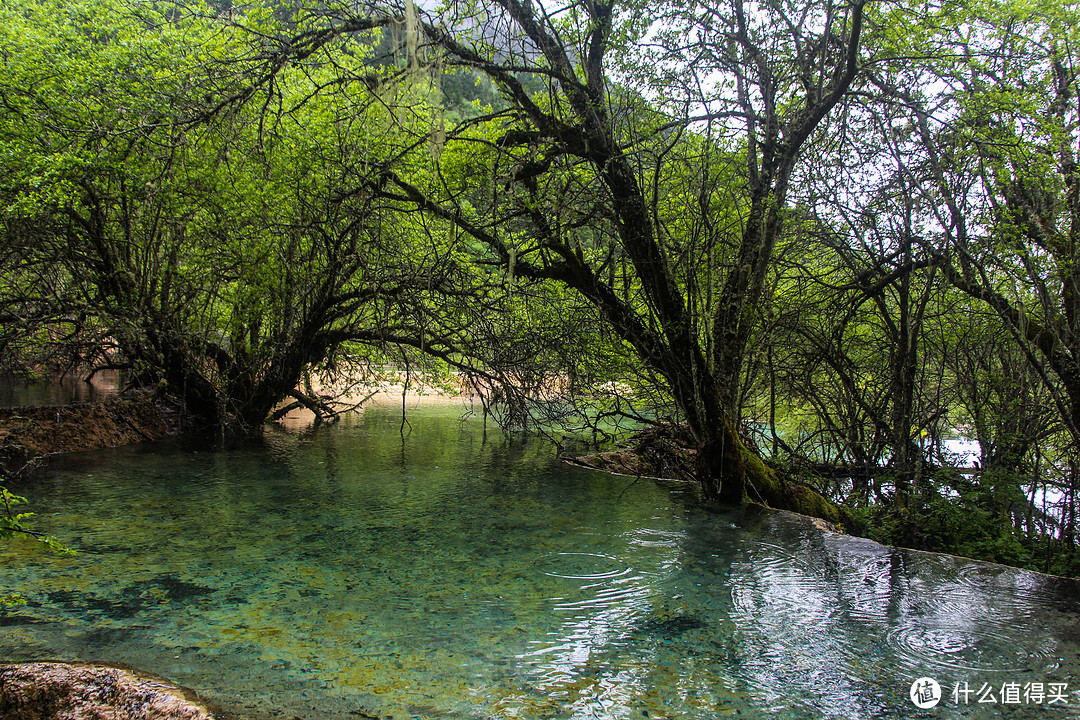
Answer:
[884, 621, 1057, 672]
[538, 552, 631, 581]
[626, 528, 684, 549]
[955, 562, 1065, 613]
[552, 580, 652, 613]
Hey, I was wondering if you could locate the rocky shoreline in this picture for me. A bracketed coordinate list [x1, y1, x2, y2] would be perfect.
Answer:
[0, 662, 229, 720]
[0, 395, 208, 719]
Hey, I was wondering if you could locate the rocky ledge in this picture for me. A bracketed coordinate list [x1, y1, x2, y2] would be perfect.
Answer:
[0, 662, 224, 720]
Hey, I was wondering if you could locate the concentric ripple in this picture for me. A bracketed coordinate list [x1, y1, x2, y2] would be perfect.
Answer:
[537, 552, 631, 581]
[4, 405, 1080, 720]
[884, 622, 1058, 672]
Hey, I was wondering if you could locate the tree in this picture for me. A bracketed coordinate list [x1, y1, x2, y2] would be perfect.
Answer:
[308, 0, 868, 514]
[0, 0, 456, 431]
[868, 0, 1080, 444]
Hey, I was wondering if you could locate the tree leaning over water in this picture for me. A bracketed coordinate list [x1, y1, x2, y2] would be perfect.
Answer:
[0, 0, 469, 431]
[0, 0, 871, 517]
[4, 0, 1080, 566]
[269, 0, 870, 511]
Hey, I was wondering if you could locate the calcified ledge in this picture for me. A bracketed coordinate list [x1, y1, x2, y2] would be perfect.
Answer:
[0, 662, 229, 720]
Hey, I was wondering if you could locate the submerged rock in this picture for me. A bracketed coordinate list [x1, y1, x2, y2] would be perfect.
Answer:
[0, 662, 222, 720]
[637, 614, 707, 638]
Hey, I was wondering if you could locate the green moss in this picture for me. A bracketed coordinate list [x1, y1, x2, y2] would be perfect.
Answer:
[737, 440, 864, 532]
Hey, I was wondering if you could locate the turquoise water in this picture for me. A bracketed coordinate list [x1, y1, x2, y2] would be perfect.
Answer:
[2, 401, 1080, 719]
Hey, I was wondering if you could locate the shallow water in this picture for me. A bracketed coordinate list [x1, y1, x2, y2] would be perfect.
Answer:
[0, 371, 123, 406]
[2, 401, 1080, 719]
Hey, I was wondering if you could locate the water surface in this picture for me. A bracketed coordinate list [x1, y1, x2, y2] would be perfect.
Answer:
[2, 401, 1079, 718]
[0, 371, 123, 407]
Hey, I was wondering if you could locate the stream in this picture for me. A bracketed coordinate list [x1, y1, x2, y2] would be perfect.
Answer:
[2, 399, 1079, 718]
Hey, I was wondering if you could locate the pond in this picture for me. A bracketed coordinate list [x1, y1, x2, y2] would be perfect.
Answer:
[2, 400, 1079, 719]
[0, 371, 124, 407]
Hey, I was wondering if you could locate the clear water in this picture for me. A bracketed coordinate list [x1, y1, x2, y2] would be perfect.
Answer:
[2, 401, 1080, 719]
[0, 371, 123, 406]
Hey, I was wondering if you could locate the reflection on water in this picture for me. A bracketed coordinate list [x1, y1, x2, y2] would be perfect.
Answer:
[2, 401, 1079, 719]
[0, 371, 124, 407]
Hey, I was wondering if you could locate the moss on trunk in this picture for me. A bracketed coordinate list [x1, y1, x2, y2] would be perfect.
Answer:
[735, 435, 864, 532]
[573, 424, 864, 534]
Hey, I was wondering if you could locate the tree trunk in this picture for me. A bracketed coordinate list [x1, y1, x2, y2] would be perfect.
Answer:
[691, 419, 860, 528]
[695, 423, 748, 504]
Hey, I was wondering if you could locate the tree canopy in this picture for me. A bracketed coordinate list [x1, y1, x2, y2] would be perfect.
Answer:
[3, 0, 1080, 573]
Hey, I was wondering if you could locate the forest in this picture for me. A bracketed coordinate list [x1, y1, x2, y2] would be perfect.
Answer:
[2, 0, 1079, 577]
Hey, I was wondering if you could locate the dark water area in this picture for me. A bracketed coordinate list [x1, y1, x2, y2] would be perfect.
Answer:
[2, 400, 1079, 719]
[0, 371, 123, 407]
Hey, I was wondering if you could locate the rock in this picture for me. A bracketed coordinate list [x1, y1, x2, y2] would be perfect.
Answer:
[0, 662, 223, 720]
